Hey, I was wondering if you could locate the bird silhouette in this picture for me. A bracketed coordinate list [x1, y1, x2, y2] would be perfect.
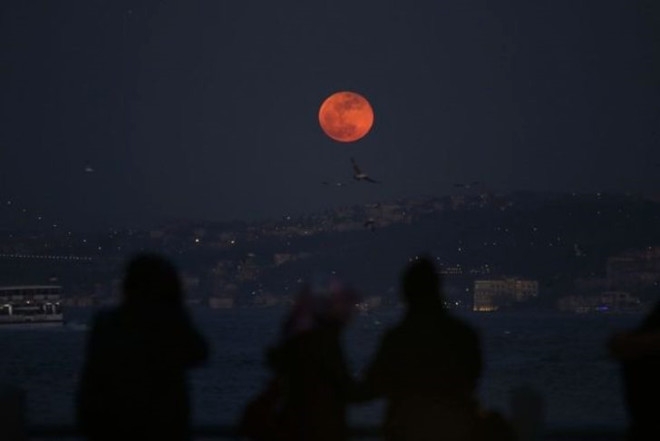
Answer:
[454, 181, 483, 189]
[364, 218, 376, 232]
[351, 158, 379, 183]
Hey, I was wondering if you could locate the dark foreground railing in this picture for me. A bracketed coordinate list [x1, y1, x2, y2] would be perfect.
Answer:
[22, 424, 626, 441]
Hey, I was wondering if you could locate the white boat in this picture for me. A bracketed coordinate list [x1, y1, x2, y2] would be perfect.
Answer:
[0, 285, 64, 327]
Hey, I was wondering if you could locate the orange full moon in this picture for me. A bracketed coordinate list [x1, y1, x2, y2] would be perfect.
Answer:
[318, 91, 374, 142]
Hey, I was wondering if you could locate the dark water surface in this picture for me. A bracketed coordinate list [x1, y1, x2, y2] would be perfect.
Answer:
[0, 306, 641, 429]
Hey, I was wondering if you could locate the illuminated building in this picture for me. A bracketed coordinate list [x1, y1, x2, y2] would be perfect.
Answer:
[473, 278, 539, 312]
[557, 291, 641, 313]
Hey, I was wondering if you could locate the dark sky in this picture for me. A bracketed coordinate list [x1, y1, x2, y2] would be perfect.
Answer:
[1, 0, 659, 231]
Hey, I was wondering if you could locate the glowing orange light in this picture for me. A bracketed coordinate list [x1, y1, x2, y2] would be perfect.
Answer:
[318, 91, 374, 142]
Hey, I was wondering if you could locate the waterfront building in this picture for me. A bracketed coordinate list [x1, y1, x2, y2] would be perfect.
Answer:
[473, 278, 538, 312]
[607, 246, 660, 291]
[557, 291, 642, 313]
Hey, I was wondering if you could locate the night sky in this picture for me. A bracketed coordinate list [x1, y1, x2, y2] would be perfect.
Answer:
[1, 1, 659, 231]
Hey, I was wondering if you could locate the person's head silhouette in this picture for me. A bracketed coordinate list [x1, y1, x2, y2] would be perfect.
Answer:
[281, 273, 359, 339]
[122, 254, 182, 308]
[401, 256, 443, 310]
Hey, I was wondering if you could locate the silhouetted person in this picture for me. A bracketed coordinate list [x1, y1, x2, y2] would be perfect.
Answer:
[360, 256, 488, 441]
[77, 254, 208, 441]
[241, 275, 359, 441]
[610, 301, 660, 440]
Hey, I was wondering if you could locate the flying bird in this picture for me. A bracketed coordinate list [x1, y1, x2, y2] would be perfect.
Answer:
[364, 218, 376, 232]
[454, 181, 484, 190]
[351, 158, 379, 183]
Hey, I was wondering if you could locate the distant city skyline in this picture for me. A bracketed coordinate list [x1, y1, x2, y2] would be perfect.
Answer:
[1, 0, 659, 231]
[2, 191, 660, 316]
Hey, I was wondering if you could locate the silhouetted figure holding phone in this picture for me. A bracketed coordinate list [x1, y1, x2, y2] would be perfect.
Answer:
[610, 301, 660, 441]
[77, 254, 208, 441]
[361, 256, 488, 441]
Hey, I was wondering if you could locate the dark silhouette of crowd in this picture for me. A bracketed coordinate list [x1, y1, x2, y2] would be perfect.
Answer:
[239, 256, 515, 441]
[66, 251, 660, 441]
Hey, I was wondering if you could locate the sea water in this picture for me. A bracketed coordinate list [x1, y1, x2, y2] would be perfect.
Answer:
[0, 306, 641, 430]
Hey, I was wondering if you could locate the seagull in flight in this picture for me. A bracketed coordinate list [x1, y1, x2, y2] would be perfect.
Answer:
[454, 181, 483, 190]
[364, 218, 376, 232]
[351, 157, 379, 183]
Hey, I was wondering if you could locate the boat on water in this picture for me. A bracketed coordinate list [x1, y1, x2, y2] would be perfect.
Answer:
[0, 285, 64, 327]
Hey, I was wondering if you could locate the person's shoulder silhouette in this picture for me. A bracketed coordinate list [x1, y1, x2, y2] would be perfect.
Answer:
[77, 253, 208, 441]
[610, 300, 660, 441]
